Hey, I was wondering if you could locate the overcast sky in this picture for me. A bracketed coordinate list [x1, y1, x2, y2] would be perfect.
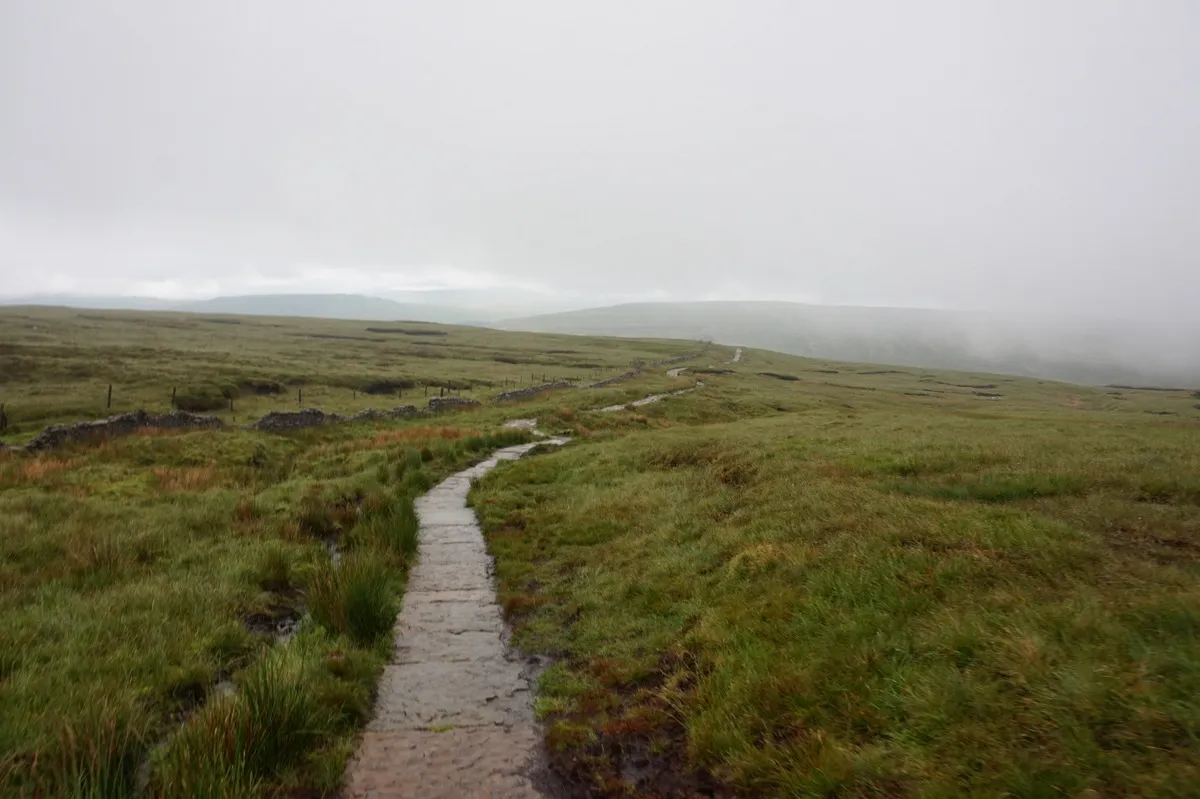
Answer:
[2, 1, 1198, 319]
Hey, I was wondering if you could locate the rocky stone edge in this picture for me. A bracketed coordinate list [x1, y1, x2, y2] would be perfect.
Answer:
[20, 410, 224, 454]
[490, 381, 574, 403]
[427, 396, 482, 412]
[3, 396, 494, 455]
[251, 405, 423, 431]
[4, 347, 714, 454]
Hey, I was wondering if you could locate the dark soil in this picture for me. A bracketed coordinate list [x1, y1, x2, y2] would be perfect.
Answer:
[542, 653, 734, 799]
[239, 379, 284, 395]
[361, 379, 416, 395]
[757, 372, 800, 382]
[243, 604, 302, 642]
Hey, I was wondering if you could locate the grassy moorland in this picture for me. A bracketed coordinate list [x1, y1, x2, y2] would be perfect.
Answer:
[0, 306, 703, 797]
[0, 305, 700, 440]
[4, 304, 1200, 797]
[473, 350, 1200, 796]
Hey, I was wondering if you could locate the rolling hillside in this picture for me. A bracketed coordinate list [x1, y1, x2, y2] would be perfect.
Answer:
[500, 301, 1200, 387]
[0, 293, 485, 325]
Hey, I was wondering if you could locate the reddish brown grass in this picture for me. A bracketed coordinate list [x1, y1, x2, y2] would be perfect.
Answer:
[348, 425, 482, 452]
[5, 457, 82, 484]
[152, 466, 218, 492]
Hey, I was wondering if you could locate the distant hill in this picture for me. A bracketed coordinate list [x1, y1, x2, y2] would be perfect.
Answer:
[0, 294, 177, 311]
[0, 293, 486, 324]
[175, 294, 483, 323]
[500, 301, 1200, 387]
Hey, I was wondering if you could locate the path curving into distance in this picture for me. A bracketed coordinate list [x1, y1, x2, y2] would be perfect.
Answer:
[597, 381, 705, 413]
[344, 428, 566, 798]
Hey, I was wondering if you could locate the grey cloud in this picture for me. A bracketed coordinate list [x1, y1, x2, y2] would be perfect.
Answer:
[2, 0, 1199, 322]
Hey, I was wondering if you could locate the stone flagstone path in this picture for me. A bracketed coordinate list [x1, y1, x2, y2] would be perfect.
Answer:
[344, 434, 566, 799]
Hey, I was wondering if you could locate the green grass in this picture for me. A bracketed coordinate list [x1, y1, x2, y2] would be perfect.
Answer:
[307, 554, 401, 646]
[472, 362, 1200, 796]
[0, 305, 705, 439]
[155, 648, 329, 797]
[5, 305, 1200, 796]
[0, 415, 561, 795]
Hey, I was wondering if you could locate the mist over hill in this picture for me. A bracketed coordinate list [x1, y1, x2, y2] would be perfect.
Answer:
[0, 293, 486, 325]
[7, 292, 1196, 386]
[501, 301, 1200, 387]
[176, 294, 483, 323]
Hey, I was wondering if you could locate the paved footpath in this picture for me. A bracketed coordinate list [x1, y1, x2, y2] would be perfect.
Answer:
[344, 438, 565, 799]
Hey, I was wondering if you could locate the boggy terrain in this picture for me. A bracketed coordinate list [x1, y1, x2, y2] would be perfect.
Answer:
[2, 306, 1199, 796]
[473, 352, 1200, 796]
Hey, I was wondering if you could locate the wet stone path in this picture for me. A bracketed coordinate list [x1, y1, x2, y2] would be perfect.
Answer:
[344, 436, 566, 798]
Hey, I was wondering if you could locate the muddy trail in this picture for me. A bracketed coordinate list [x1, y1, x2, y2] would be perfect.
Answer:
[344, 432, 566, 798]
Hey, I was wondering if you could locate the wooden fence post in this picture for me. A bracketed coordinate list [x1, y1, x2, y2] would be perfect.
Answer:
[171, 387, 176, 407]
[298, 388, 302, 407]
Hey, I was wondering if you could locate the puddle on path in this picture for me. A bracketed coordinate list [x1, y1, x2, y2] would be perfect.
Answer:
[503, 418, 548, 437]
[344, 437, 567, 798]
[596, 382, 704, 414]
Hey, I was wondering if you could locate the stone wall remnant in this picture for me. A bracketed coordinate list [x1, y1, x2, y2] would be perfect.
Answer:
[427, 396, 481, 412]
[490, 381, 573, 403]
[22, 410, 223, 453]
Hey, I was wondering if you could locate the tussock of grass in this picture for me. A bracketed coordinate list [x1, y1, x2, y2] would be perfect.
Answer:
[355, 496, 420, 561]
[307, 554, 401, 646]
[42, 700, 150, 799]
[154, 650, 329, 797]
[252, 543, 295, 592]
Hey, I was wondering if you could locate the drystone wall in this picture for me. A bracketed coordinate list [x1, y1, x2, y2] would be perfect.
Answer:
[22, 410, 224, 454]
[8, 395, 491, 454]
[589, 370, 638, 388]
[649, 350, 704, 368]
[490, 381, 574, 403]
[252, 406, 421, 432]
[427, 396, 481, 412]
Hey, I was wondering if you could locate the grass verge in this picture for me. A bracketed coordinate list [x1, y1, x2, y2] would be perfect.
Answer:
[473, 400, 1200, 796]
[0, 418, 533, 795]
